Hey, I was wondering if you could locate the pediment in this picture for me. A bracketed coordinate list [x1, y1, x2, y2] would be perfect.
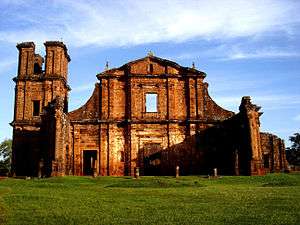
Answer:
[128, 56, 180, 75]
[97, 55, 206, 78]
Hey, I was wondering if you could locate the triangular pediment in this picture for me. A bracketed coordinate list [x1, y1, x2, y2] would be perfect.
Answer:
[97, 55, 206, 78]
[127, 55, 181, 75]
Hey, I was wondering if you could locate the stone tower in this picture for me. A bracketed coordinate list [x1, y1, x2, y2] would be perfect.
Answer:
[11, 41, 71, 176]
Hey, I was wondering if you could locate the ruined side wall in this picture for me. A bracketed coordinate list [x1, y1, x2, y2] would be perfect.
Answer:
[260, 132, 289, 172]
[202, 83, 235, 121]
[68, 84, 100, 121]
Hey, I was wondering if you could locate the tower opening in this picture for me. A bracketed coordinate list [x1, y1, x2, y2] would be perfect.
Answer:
[32, 100, 40, 116]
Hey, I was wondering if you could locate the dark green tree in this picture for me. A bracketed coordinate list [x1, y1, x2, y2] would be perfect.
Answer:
[286, 133, 300, 166]
[0, 139, 12, 176]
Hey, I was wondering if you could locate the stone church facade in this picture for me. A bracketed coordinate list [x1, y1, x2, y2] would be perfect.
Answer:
[11, 41, 288, 177]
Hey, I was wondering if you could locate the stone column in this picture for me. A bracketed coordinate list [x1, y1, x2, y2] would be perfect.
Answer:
[239, 96, 265, 175]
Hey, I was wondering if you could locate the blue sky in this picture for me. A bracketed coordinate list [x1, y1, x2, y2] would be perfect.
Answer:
[0, 0, 299, 146]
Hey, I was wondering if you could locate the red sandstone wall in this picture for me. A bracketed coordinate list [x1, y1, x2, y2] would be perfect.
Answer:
[13, 44, 289, 176]
[68, 56, 236, 176]
[260, 132, 289, 172]
[12, 42, 71, 177]
[68, 84, 100, 121]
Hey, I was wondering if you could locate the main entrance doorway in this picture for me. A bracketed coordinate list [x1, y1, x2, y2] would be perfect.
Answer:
[83, 150, 97, 176]
[142, 143, 162, 176]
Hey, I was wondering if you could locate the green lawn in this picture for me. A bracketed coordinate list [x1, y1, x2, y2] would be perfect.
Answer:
[0, 174, 300, 225]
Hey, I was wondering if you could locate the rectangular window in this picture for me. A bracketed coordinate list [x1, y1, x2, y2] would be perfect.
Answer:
[145, 93, 157, 112]
[33, 100, 40, 116]
[149, 64, 154, 74]
[120, 151, 124, 162]
[263, 154, 270, 168]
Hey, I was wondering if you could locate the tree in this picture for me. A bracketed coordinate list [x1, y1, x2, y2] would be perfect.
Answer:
[0, 139, 12, 176]
[286, 133, 300, 166]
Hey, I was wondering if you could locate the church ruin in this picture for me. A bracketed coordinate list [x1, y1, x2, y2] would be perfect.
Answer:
[11, 41, 288, 177]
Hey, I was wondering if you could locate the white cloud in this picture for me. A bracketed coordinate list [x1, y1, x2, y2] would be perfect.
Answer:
[168, 44, 300, 61]
[0, 0, 299, 48]
[224, 49, 300, 60]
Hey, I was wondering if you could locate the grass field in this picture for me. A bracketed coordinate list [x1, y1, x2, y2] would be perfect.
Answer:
[0, 174, 300, 225]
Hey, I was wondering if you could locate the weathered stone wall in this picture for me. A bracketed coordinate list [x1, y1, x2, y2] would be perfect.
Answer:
[260, 132, 289, 172]
[68, 55, 236, 176]
[12, 41, 71, 177]
[44, 41, 70, 80]
[150, 97, 271, 176]
[16, 42, 35, 78]
[12, 42, 289, 177]
[73, 124, 99, 175]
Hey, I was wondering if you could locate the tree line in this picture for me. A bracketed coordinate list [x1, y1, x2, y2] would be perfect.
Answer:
[0, 139, 12, 176]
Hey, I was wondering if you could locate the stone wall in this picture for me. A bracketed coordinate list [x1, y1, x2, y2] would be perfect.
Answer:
[12, 42, 289, 177]
[11, 41, 71, 177]
[68, 55, 237, 176]
[260, 132, 289, 172]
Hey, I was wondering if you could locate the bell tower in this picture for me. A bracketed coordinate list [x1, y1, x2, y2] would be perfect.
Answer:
[11, 41, 71, 177]
[43, 41, 71, 112]
[14, 42, 45, 121]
